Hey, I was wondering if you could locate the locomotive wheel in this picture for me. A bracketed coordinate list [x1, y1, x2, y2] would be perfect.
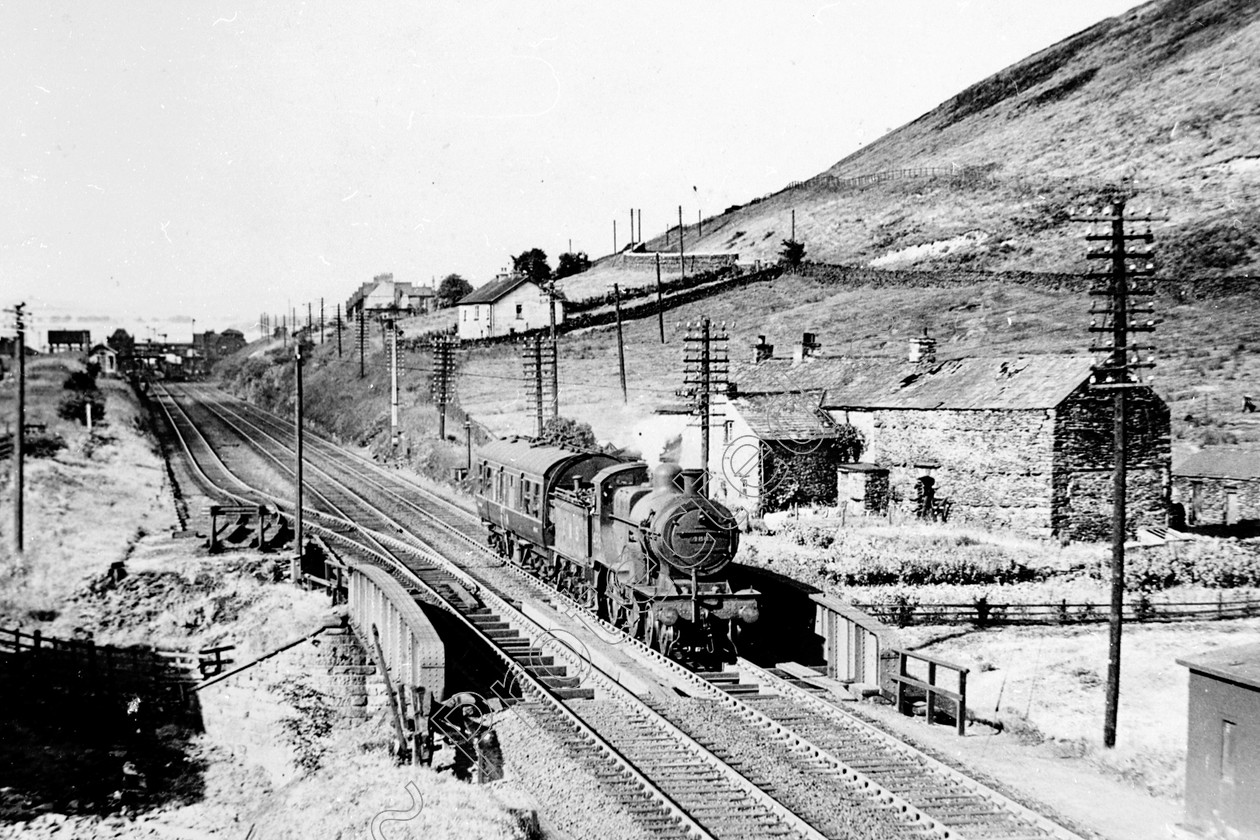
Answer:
[603, 580, 635, 630]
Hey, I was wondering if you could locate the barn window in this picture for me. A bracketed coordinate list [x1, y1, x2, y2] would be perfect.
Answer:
[1222, 720, 1237, 783]
[516, 303, 523, 318]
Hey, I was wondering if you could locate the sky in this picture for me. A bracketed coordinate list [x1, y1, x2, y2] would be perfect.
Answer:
[2, 0, 1150, 346]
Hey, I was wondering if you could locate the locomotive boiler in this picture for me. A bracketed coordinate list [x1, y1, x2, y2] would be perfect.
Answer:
[474, 437, 759, 668]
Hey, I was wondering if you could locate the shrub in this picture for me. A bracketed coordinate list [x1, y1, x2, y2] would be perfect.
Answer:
[1124, 540, 1260, 591]
[57, 392, 107, 425]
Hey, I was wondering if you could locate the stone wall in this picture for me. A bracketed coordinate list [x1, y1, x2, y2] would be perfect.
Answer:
[867, 407, 1057, 536]
[620, 252, 740, 273]
[199, 623, 389, 785]
[1052, 384, 1170, 541]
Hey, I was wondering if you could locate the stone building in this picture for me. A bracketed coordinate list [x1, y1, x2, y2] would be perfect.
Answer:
[685, 333, 1170, 541]
[345, 273, 436, 320]
[1173, 448, 1260, 528]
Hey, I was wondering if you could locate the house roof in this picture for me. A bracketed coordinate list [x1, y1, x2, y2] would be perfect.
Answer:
[731, 354, 1099, 410]
[459, 275, 534, 305]
[730, 393, 839, 440]
[1175, 448, 1260, 481]
[1177, 642, 1260, 692]
[89, 344, 116, 355]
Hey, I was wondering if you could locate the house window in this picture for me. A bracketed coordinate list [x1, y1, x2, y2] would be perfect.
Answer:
[516, 303, 523, 318]
[1222, 720, 1237, 783]
[474, 306, 480, 321]
[724, 420, 734, 445]
[462, 309, 467, 322]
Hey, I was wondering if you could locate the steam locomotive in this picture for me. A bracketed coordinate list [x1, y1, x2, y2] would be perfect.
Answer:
[474, 438, 759, 668]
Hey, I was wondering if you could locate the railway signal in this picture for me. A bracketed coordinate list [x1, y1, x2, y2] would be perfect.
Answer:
[1072, 198, 1165, 749]
[292, 338, 305, 584]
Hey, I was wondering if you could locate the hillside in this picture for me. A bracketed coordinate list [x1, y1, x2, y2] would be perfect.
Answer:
[561, 0, 1259, 300]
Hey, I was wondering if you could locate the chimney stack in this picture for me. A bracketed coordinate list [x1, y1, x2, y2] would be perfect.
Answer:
[793, 332, 820, 364]
[753, 335, 774, 363]
[909, 328, 937, 364]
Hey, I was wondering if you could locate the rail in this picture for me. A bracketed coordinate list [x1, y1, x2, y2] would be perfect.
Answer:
[891, 650, 969, 737]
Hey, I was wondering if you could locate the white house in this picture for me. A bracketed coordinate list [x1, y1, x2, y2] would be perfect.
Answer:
[456, 275, 564, 341]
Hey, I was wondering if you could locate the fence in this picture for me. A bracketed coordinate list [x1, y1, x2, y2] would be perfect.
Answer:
[891, 649, 969, 736]
[854, 595, 1260, 628]
[0, 626, 223, 703]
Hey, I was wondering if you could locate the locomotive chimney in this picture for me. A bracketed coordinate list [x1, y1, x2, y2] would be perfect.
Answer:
[679, 471, 700, 496]
[752, 335, 774, 364]
[909, 327, 937, 364]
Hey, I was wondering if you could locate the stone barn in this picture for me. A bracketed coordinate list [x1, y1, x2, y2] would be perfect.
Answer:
[1173, 448, 1260, 528]
[687, 334, 1170, 541]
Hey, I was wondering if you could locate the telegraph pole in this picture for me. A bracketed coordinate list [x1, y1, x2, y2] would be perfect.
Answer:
[1073, 199, 1162, 749]
[11, 303, 26, 560]
[306, 302, 312, 336]
[336, 304, 343, 359]
[292, 340, 305, 584]
[387, 317, 399, 432]
[614, 283, 627, 403]
[679, 317, 729, 496]
[358, 310, 366, 378]
[613, 219, 617, 254]
[320, 297, 325, 345]
[523, 337, 546, 437]
[679, 205, 686, 281]
[656, 253, 665, 343]
[544, 279, 560, 421]
[431, 336, 455, 439]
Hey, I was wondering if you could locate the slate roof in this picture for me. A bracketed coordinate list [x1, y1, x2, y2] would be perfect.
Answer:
[459, 275, 534, 305]
[730, 393, 838, 440]
[1177, 642, 1260, 691]
[1175, 448, 1260, 481]
[730, 354, 1098, 411]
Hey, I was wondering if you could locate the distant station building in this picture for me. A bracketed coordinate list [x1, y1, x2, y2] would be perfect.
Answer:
[345, 273, 436, 320]
[456, 274, 564, 341]
[1177, 643, 1260, 840]
[685, 331, 1171, 541]
[47, 330, 91, 353]
[1173, 448, 1260, 528]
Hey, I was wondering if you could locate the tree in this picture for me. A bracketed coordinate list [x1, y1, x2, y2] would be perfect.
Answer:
[538, 416, 597, 450]
[436, 273, 473, 308]
[512, 248, 552, 284]
[779, 238, 806, 269]
[554, 251, 591, 280]
[107, 328, 135, 356]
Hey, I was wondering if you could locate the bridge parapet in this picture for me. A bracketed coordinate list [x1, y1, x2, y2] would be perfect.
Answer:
[347, 563, 445, 702]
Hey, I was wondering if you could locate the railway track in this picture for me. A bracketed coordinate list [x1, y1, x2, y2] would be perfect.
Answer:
[158, 383, 1093, 840]
[155, 384, 834, 840]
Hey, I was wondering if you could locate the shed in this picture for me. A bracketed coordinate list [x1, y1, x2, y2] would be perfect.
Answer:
[87, 344, 118, 376]
[1174, 448, 1260, 528]
[456, 275, 564, 341]
[1177, 643, 1260, 839]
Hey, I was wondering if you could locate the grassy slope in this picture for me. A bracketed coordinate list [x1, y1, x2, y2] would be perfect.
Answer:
[0, 360, 177, 625]
[453, 272, 1260, 459]
[572, 0, 1260, 279]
